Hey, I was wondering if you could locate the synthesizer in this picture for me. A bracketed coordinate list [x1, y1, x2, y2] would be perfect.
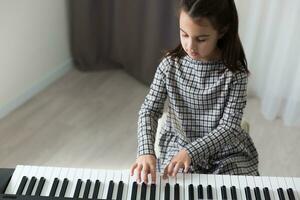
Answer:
[0, 165, 299, 200]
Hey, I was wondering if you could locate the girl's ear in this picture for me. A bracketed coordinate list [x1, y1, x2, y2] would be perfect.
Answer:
[218, 26, 229, 39]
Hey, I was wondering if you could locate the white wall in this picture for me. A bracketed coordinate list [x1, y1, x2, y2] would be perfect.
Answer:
[0, 0, 72, 118]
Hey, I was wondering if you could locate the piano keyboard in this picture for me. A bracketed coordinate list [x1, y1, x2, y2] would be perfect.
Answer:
[3, 165, 300, 200]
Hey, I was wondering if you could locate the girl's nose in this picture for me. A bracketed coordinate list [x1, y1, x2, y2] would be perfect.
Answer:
[187, 39, 197, 51]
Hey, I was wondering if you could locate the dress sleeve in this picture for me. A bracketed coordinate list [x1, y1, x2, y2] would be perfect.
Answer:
[137, 58, 168, 157]
[184, 71, 248, 167]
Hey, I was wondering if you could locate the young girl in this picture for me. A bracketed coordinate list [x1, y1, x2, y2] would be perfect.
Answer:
[130, 0, 259, 184]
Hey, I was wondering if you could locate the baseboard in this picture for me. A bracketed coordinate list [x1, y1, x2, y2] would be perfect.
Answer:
[0, 59, 73, 120]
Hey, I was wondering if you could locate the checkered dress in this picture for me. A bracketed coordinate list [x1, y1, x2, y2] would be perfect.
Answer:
[137, 55, 259, 175]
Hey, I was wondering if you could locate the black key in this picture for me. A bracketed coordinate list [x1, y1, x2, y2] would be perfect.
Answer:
[230, 186, 237, 200]
[263, 187, 271, 200]
[35, 177, 46, 196]
[174, 183, 180, 200]
[116, 181, 124, 200]
[73, 179, 82, 198]
[131, 181, 138, 200]
[59, 178, 69, 197]
[207, 185, 213, 200]
[49, 178, 59, 197]
[287, 188, 295, 200]
[221, 185, 227, 200]
[277, 188, 286, 200]
[92, 180, 100, 199]
[16, 176, 28, 195]
[164, 183, 170, 200]
[107, 180, 114, 200]
[245, 186, 252, 200]
[25, 176, 37, 195]
[83, 179, 91, 199]
[254, 187, 262, 200]
[150, 184, 156, 200]
[141, 182, 147, 200]
[189, 184, 194, 200]
[198, 184, 203, 199]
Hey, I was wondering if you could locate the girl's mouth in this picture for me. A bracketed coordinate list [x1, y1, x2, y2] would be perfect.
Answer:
[191, 52, 199, 56]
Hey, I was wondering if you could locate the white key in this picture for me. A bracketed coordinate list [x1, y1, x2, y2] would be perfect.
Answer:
[269, 176, 280, 200]
[121, 170, 130, 200]
[137, 171, 146, 200]
[261, 176, 275, 200]
[185, 173, 192, 200]
[207, 174, 217, 200]
[238, 175, 248, 200]
[97, 169, 107, 199]
[169, 174, 176, 200]
[231, 175, 242, 200]
[19, 166, 32, 195]
[293, 178, 300, 200]
[285, 177, 299, 200]
[160, 174, 169, 200]
[78, 168, 91, 198]
[88, 169, 99, 199]
[71, 168, 83, 198]
[246, 175, 256, 200]
[113, 170, 122, 200]
[64, 168, 76, 198]
[192, 173, 200, 199]
[223, 175, 232, 200]
[19, 166, 30, 195]
[254, 176, 265, 200]
[215, 174, 224, 200]
[199, 174, 208, 199]
[277, 177, 289, 200]
[40, 166, 54, 196]
[102, 170, 114, 199]
[5, 165, 24, 194]
[145, 173, 154, 200]
[155, 172, 161, 200]
[136, 180, 142, 200]
[22, 166, 38, 195]
[127, 170, 137, 200]
[145, 183, 151, 200]
[55, 167, 68, 197]
[47, 167, 61, 196]
[32, 166, 46, 195]
[176, 173, 184, 200]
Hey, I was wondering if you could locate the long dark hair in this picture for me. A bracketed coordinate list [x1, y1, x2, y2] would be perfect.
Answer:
[166, 0, 249, 73]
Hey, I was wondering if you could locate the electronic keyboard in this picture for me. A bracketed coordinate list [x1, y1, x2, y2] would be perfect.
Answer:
[0, 165, 299, 200]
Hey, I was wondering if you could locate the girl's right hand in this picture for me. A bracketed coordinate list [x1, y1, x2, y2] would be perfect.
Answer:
[130, 155, 157, 184]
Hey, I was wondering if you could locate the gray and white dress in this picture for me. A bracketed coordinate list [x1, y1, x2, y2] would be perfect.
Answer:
[137, 55, 259, 175]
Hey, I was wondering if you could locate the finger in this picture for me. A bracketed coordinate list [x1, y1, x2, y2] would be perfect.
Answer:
[163, 164, 169, 179]
[143, 165, 150, 184]
[168, 161, 176, 176]
[130, 163, 138, 176]
[136, 164, 143, 183]
[150, 166, 156, 183]
[184, 162, 190, 173]
[172, 162, 182, 176]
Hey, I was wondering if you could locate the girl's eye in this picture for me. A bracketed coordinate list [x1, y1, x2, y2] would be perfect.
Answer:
[197, 39, 206, 42]
[181, 34, 188, 37]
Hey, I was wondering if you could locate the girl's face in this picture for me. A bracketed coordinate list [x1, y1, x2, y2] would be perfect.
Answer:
[179, 10, 222, 61]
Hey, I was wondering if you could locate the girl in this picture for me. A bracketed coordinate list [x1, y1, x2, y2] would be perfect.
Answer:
[130, 0, 259, 184]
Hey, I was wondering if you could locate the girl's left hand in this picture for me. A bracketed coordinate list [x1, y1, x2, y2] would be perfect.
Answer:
[163, 148, 191, 179]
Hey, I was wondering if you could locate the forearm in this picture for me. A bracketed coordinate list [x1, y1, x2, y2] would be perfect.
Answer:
[184, 123, 240, 167]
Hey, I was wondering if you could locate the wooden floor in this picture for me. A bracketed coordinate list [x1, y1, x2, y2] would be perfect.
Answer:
[0, 68, 299, 177]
